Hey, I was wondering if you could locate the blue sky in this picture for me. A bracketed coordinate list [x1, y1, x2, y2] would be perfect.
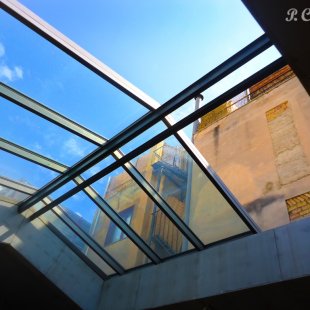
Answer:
[0, 0, 281, 222]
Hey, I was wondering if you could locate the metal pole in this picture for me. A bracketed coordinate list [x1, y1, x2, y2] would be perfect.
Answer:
[182, 94, 203, 251]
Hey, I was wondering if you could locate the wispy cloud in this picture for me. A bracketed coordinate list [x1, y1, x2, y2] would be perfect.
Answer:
[0, 65, 24, 82]
[63, 137, 86, 157]
[0, 42, 24, 82]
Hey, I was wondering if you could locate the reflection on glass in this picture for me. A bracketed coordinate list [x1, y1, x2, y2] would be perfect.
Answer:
[132, 135, 249, 246]
[92, 166, 190, 259]
[81, 155, 115, 184]
[121, 121, 167, 155]
[42, 210, 115, 276]
[50, 189, 147, 269]
[191, 65, 310, 230]
[0, 150, 59, 188]
[0, 97, 96, 166]
[0, 183, 30, 203]
[0, 10, 148, 139]
[202, 46, 281, 106]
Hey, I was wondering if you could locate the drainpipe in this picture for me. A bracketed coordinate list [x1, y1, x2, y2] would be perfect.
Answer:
[182, 94, 203, 251]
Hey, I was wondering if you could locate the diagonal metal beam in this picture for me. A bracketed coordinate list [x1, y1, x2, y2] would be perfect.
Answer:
[17, 34, 272, 215]
[50, 205, 124, 275]
[0, 174, 120, 275]
[0, 0, 159, 110]
[27, 58, 286, 225]
[0, 85, 203, 249]
[0, 137, 67, 173]
[0, 137, 161, 263]
[43, 221, 108, 279]
[0, 82, 105, 145]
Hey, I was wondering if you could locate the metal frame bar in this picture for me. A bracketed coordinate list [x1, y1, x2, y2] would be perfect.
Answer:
[0, 174, 111, 277]
[171, 131, 261, 233]
[0, 0, 159, 110]
[0, 137, 161, 263]
[41, 220, 108, 279]
[16, 34, 272, 215]
[0, 84, 203, 248]
[50, 206, 124, 274]
[27, 57, 286, 222]
[0, 83, 105, 145]
[0, 175, 37, 195]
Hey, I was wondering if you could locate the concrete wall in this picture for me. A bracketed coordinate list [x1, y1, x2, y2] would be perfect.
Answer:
[0, 183, 104, 310]
[98, 216, 310, 309]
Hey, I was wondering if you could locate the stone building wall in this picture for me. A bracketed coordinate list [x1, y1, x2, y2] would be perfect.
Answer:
[193, 73, 310, 230]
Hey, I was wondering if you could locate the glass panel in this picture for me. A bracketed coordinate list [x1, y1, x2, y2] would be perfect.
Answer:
[0, 149, 59, 188]
[0, 10, 148, 139]
[0, 183, 30, 203]
[191, 65, 310, 230]
[42, 210, 115, 276]
[202, 46, 281, 105]
[19, 0, 265, 102]
[91, 167, 191, 257]
[121, 121, 167, 155]
[0, 97, 96, 166]
[49, 188, 148, 269]
[81, 155, 115, 182]
[170, 46, 281, 127]
[132, 135, 249, 246]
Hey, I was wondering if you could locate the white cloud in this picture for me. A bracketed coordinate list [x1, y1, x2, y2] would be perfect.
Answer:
[0, 65, 13, 80]
[0, 64, 24, 82]
[0, 43, 5, 58]
[14, 66, 23, 79]
[0, 42, 24, 82]
[63, 137, 86, 157]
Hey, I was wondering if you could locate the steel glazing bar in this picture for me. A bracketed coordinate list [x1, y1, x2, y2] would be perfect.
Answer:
[0, 83, 259, 233]
[0, 175, 37, 195]
[0, 83, 105, 145]
[0, 137, 67, 173]
[17, 35, 272, 214]
[50, 206, 124, 274]
[172, 131, 261, 233]
[0, 84, 200, 251]
[0, 137, 161, 263]
[0, 174, 116, 275]
[45, 223, 108, 279]
[28, 57, 286, 222]
[0, 0, 159, 110]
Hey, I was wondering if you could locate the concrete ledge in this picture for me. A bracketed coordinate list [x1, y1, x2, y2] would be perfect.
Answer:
[99, 217, 310, 309]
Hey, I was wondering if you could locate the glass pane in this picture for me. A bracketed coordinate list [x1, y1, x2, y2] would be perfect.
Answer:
[0, 97, 96, 166]
[191, 65, 310, 230]
[19, 0, 265, 102]
[121, 121, 167, 155]
[170, 46, 281, 128]
[50, 188, 148, 269]
[0, 10, 148, 139]
[42, 210, 115, 276]
[202, 46, 281, 105]
[132, 135, 249, 245]
[81, 155, 115, 182]
[91, 167, 191, 257]
[0, 149, 59, 188]
[0, 183, 30, 203]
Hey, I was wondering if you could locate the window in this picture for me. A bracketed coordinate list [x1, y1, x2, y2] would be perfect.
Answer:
[104, 206, 134, 246]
